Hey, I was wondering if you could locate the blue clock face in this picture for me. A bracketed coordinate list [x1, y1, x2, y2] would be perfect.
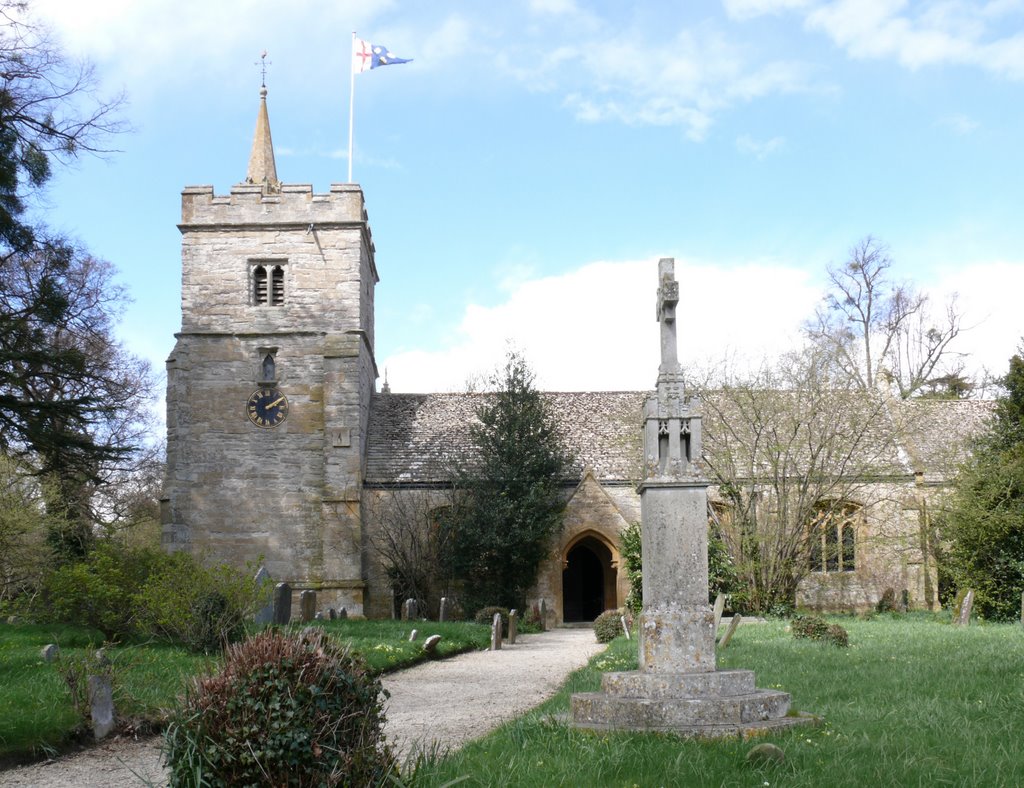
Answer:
[247, 388, 288, 428]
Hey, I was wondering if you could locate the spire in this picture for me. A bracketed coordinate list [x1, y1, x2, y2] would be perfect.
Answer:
[246, 85, 279, 193]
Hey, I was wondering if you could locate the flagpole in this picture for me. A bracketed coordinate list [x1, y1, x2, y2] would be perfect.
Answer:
[348, 31, 356, 183]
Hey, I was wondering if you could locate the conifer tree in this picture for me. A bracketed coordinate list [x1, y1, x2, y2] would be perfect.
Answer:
[941, 348, 1024, 620]
[444, 351, 571, 614]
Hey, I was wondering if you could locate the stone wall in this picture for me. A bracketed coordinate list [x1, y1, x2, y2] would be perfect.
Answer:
[163, 182, 377, 615]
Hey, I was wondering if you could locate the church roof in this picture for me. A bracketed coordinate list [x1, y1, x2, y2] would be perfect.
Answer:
[245, 86, 279, 191]
[364, 390, 993, 488]
[365, 391, 645, 485]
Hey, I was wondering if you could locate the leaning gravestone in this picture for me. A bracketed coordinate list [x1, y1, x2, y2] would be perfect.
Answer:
[718, 615, 742, 649]
[508, 609, 519, 645]
[712, 593, 727, 634]
[409, 629, 419, 642]
[490, 612, 503, 651]
[253, 565, 274, 625]
[621, 615, 631, 640]
[423, 634, 442, 655]
[88, 674, 115, 740]
[41, 644, 59, 662]
[571, 258, 813, 738]
[273, 582, 292, 625]
[299, 590, 317, 622]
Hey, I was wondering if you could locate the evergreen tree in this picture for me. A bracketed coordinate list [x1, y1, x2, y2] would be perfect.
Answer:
[941, 348, 1024, 620]
[444, 351, 571, 613]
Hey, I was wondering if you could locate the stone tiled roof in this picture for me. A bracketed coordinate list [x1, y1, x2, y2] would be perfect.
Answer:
[364, 390, 994, 487]
[365, 391, 645, 485]
[897, 398, 995, 483]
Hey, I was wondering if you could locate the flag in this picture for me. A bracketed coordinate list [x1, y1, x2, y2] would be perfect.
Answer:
[353, 37, 412, 74]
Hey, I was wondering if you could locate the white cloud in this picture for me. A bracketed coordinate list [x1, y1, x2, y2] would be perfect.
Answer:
[930, 260, 1024, 378]
[551, 29, 814, 140]
[803, 0, 1024, 79]
[380, 257, 822, 393]
[380, 253, 1024, 395]
[937, 114, 980, 135]
[736, 134, 786, 158]
[724, 0, 816, 21]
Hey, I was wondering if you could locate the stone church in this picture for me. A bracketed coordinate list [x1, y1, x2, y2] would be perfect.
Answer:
[162, 89, 991, 623]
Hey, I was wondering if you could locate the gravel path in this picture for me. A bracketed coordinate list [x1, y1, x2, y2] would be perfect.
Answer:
[0, 628, 605, 786]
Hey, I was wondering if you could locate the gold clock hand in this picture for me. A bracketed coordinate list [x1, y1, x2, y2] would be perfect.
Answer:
[267, 396, 286, 409]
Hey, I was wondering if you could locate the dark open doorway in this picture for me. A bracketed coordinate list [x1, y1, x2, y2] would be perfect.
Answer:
[562, 536, 614, 622]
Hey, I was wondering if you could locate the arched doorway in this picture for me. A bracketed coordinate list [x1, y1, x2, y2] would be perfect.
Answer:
[562, 535, 616, 622]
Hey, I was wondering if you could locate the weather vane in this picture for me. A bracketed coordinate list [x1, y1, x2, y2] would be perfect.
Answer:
[255, 50, 271, 87]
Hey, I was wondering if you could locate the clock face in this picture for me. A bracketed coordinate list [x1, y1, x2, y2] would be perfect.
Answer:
[247, 388, 289, 428]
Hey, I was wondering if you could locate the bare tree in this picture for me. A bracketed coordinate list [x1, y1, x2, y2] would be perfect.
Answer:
[806, 236, 965, 399]
[364, 489, 457, 618]
[695, 346, 904, 611]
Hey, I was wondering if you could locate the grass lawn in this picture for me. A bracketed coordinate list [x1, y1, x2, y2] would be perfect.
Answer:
[0, 617, 490, 764]
[409, 615, 1024, 787]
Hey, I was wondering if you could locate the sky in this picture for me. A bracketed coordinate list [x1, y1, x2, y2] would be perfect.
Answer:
[22, 0, 1024, 400]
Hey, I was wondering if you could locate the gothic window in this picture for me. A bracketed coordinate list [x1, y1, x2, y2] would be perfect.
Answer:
[809, 501, 859, 573]
[271, 265, 284, 305]
[252, 261, 285, 306]
[253, 265, 268, 304]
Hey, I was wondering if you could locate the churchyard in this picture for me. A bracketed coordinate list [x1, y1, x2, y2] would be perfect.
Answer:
[0, 618, 491, 764]
[2, 612, 1023, 784]
[412, 614, 1024, 787]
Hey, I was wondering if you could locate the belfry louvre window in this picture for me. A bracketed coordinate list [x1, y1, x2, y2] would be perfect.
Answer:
[252, 263, 285, 306]
[808, 501, 858, 573]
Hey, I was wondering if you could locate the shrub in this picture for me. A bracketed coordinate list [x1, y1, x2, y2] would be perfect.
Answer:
[38, 542, 161, 639]
[791, 614, 848, 647]
[134, 552, 262, 652]
[876, 588, 898, 613]
[826, 623, 850, 647]
[593, 609, 627, 643]
[474, 606, 509, 636]
[164, 628, 394, 787]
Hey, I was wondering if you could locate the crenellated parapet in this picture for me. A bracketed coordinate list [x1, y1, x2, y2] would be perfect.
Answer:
[181, 182, 373, 245]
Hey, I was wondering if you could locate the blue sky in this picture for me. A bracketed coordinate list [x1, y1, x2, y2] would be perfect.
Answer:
[27, 0, 1024, 397]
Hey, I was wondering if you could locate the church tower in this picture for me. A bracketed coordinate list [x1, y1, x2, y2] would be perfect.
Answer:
[162, 86, 378, 614]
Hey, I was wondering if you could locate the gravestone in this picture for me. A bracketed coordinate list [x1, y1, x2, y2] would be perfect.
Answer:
[409, 629, 419, 642]
[956, 589, 975, 626]
[423, 634, 442, 655]
[490, 612, 503, 651]
[900, 589, 910, 613]
[539, 599, 547, 632]
[571, 259, 813, 738]
[718, 615, 742, 649]
[328, 608, 337, 621]
[41, 644, 59, 662]
[509, 609, 518, 645]
[338, 606, 348, 620]
[314, 611, 324, 621]
[402, 598, 417, 621]
[273, 582, 292, 625]
[88, 675, 115, 740]
[712, 593, 727, 634]
[621, 615, 631, 640]
[439, 596, 450, 623]
[253, 565, 274, 625]
[299, 590, 316, 622]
